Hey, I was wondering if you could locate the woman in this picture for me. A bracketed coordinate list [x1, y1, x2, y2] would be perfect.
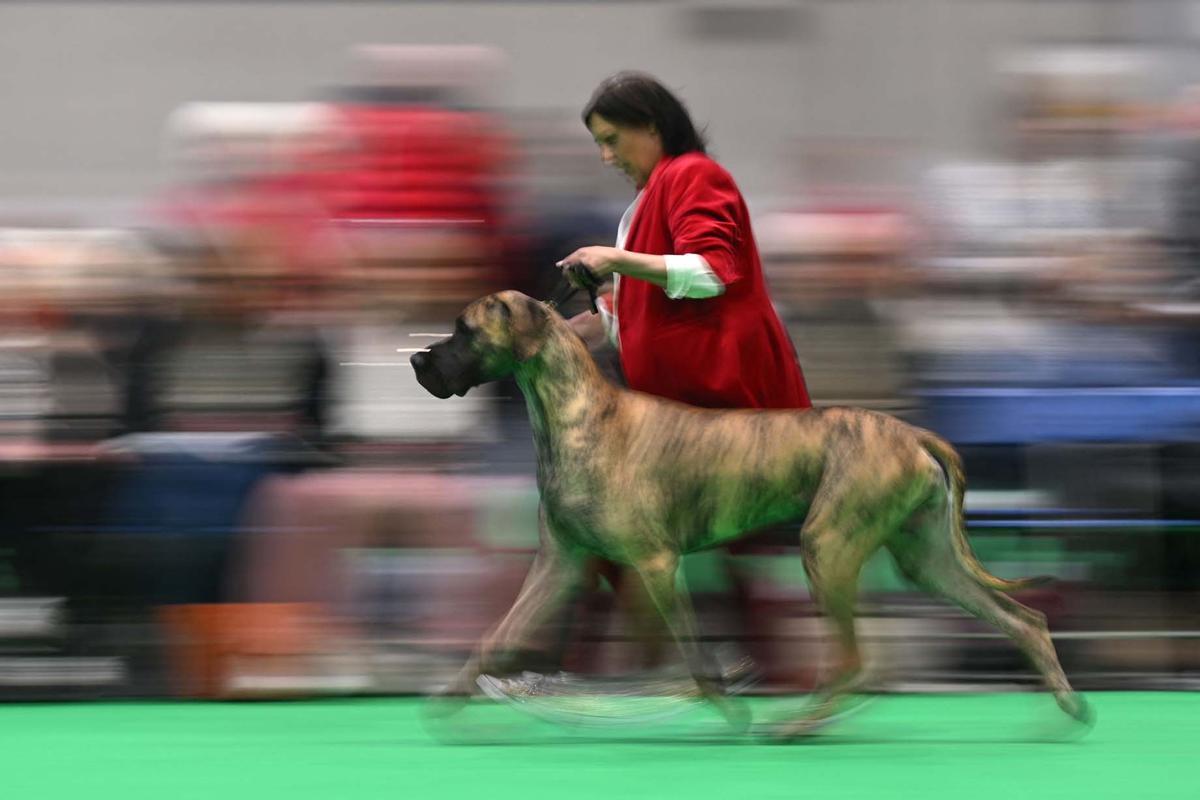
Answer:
[507, 73, 812, 694]
[559, 71, 810, 410]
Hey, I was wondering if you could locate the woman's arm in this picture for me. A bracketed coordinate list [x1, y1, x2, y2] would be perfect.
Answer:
[560, 159, 738, 297]
[558, 247, 723, 298]
[558, 246, 667, 289]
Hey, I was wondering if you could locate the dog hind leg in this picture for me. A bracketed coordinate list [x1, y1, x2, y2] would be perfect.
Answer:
[887, 501, 1092, 725]
[763, 528, 873, 739]
[634, 550, 751, 732]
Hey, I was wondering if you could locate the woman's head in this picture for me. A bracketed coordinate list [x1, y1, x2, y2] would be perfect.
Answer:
[582, 72, 706, 188]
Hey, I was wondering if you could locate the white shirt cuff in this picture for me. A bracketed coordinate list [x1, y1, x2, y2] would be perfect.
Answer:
[664, 253, 725, 299]
[598, 293, 619, 349]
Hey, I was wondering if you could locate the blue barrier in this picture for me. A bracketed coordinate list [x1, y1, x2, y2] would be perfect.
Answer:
[917, 386, 1200, 444]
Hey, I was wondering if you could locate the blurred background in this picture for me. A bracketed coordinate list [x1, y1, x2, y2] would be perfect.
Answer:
[0, 0, 1197, 702]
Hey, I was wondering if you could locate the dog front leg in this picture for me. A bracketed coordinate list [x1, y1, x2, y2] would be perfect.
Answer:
[432, 530, 581, 712]
[634, 552, 750, 732]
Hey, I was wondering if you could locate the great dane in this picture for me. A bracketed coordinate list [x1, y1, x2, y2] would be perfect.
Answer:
[410, 290, 1093, 737]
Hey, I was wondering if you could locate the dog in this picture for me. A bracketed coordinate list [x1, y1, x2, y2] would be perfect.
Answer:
[411, 290, 1093, 737]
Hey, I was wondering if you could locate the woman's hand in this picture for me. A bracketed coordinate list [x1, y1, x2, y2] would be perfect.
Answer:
[558, 247, 671, 290]
[557, 246, 625, 288]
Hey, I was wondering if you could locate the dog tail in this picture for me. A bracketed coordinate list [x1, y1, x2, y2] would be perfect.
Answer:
[918, 430, 1054, 593]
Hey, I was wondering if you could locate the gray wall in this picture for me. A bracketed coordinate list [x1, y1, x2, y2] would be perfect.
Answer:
[0, 0, 1171, 212]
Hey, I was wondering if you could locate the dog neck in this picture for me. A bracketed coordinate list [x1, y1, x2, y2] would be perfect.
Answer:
[514, 320, 618, 469]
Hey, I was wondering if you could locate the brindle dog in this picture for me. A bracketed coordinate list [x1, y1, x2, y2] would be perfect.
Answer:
[411, 290, 1093, 738]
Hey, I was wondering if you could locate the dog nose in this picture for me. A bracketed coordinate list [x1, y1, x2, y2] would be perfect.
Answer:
[410, 352, 427, 371]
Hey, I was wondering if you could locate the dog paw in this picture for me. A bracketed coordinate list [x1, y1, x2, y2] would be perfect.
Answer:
[713, 695, 753, 734]
[1059, 692, 1096, 729]
[422, 688, 472, 720]
[754, 692, 877, 742]
[755, 717, 833, 743]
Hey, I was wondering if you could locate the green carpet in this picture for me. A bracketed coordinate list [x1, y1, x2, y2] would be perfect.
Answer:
[3, 693, 1196, 800]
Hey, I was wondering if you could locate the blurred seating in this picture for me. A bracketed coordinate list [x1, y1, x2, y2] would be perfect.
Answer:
[314, 45, 515, 321]
[224, 471, 537, 694]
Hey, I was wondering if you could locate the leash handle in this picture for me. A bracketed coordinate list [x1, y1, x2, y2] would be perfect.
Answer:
[573, 264, 600, 313]
[584, 277, 599, 314]
[547, 265, 600, 314]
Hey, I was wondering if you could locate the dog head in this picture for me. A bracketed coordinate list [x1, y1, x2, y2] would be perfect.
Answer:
[410, 290, 551, 399]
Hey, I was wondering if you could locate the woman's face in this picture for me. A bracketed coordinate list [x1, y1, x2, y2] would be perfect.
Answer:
[587, 113, 664, 190]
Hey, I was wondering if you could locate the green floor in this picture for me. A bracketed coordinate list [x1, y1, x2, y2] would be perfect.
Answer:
[3, 693, 1197, 800]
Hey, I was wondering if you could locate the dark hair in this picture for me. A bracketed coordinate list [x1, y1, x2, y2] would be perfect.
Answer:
[582, 72, 707, 156]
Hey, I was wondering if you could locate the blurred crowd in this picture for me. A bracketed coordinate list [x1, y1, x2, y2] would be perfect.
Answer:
[0, 43, 1197, 701]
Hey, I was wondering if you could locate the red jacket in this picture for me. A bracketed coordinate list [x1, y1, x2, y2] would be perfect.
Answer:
[617, 153, 811, 410]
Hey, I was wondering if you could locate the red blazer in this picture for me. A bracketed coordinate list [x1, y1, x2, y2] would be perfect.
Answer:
[617, 153, 811, 410]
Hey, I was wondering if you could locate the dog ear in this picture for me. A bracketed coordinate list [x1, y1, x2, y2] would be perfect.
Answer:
[511, 296, 549, 362]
